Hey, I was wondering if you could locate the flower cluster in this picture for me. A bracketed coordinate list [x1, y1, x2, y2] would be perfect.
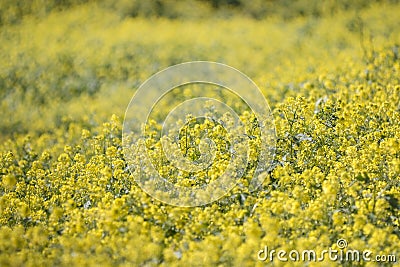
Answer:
[1, 1, 400, 266]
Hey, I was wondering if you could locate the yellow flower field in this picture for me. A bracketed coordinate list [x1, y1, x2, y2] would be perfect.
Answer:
[0, 1, 399, 266]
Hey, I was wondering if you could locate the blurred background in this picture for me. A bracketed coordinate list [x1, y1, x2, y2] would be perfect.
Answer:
[1, 0, 397, 22]
[1, 0, 399, 141]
